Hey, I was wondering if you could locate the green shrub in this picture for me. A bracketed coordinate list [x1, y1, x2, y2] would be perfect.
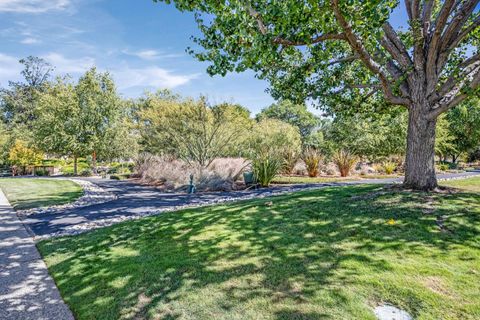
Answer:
[381, 161, 396, 175]
[437, 163, 450, 172]
[302, 148, 322, 177]
[110, 174, 130, 180]
[34, 168, 49, 176]
[247, 119, 302, 160]
[333, 150, 358, 177]
[80, 169, 93, 177]
[252, 156, 282, 187]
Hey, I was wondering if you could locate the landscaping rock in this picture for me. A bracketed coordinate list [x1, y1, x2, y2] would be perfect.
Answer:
[17, 179, 116, 217]
[374, 304, 412, 320]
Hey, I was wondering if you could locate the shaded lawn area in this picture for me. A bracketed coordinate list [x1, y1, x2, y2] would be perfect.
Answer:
[38, 184, 480, 320]
[0, 178, 83, 210]
[272, 174, 400, 184]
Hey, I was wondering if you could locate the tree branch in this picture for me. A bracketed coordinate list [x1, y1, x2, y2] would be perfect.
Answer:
[428, 63, 480, 119]
[381, 22, 412, 69]
[405, 0, 413, 20]
[441, 0, 479, 48]
[450, 13, 480, 48]
[425, 0, 456, 86]
[430, 52, 480, 103]
[422, 0, 435, 38]
[245, 5, 346, 46]
[327, 54, 359, 66]
[331, 0, 409, 106]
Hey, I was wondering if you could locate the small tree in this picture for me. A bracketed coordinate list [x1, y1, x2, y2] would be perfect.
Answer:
[445, 100, 480, 163]
[256, 100, 319, 139]
[35, 69, 131, 175]
[8, 140, 43, 175]
[138, 93, 252, 167]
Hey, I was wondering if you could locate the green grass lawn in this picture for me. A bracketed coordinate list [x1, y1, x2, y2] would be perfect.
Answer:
[0, 178, 83, 210]
[441, 176, 480, 193]
[38, 178, 480, 320]
[273, 174, 400, 184]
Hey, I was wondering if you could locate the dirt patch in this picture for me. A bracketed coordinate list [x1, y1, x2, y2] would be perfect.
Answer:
[421, 276, 457, 299]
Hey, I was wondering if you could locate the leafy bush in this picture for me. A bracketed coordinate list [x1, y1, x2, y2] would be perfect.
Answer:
[34, 168, 49, 176]
[110, 174, 130, 180]
[251, 156, 282, 187]
[333, 150, 358, 177]
[8, 140, 44, 168]
[247, 119, 302, 160]
[80, 169, 93, 177]
[302, 148, 322, 177]
[60, 159, 90, 175]
[381, 161, 397, 175]
[108, 163, 133, 174]
[437, 163, 450, 172]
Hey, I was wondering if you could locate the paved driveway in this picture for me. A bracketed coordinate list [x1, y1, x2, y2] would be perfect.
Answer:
[21, 171, 480, 238]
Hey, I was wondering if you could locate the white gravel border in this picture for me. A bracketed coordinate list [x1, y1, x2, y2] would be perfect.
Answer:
[18, 179, 117, 217]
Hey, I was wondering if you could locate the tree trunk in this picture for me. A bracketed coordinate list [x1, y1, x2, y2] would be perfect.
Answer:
[403, 104, 438, 190]
[73, 156, 78, 176]
[92, 150, 97, 174]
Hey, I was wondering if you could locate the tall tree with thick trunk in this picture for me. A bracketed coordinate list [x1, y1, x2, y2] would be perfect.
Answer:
[156, 0, 480, 190]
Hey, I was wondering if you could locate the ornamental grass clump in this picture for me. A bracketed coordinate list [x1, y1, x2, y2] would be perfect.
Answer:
[302, 148, 323, 177]
[282, 150, 299, 175]
[382, 161, 397, 175]
[333, 150, 358, 177]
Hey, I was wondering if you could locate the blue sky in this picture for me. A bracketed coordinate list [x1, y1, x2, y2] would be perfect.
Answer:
[0, 0, 409, 114]
[0, 0, 276, 113]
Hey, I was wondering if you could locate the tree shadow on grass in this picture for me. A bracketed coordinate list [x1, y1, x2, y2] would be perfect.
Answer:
[38, 185, 480, 319]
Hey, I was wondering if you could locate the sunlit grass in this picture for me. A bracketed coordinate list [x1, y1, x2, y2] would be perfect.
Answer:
[441, 176, 480, 193]
[0, 178, 83, 210]
[273, 174, 400, 184]
[38, 181, 480, 319]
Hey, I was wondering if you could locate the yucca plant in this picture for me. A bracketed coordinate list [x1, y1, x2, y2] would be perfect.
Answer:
[333, 149, 358, 177]
[252, 155, 282, 187]
[302, 148, 323, 177]
[382, 161, 397, 175]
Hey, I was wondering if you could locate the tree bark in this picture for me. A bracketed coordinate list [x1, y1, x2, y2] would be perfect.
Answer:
[403, 104, 438, 190]
[73, 156, 78, 176]
[92, 150, 97, 174]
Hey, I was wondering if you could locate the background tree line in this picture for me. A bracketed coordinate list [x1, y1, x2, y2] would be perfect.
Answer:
[1, 56, 480, 180]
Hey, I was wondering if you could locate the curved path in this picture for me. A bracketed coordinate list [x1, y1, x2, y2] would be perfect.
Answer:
[21, 171, 480, 239]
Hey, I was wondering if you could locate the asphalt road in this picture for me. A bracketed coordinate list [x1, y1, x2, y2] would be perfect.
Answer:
[20, 171, 480, 238]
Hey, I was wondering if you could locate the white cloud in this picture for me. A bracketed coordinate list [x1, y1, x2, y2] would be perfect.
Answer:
[0, 51, 197, 93]
[42, 53, 95, 74]
[20, 37, 40, 44]
[114, 66, 199, 90]
[123, 49, 184, 61]
[0, 0, 71, 13]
